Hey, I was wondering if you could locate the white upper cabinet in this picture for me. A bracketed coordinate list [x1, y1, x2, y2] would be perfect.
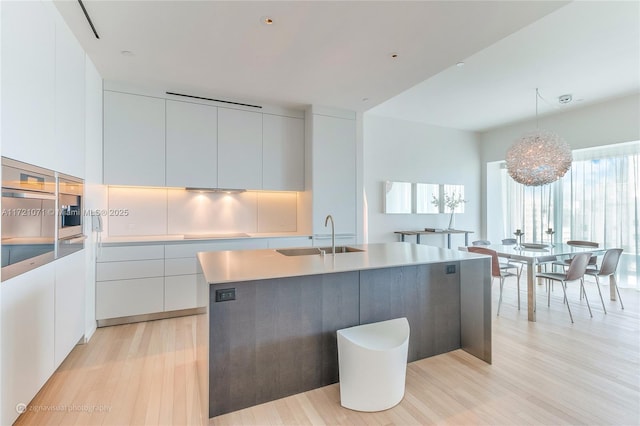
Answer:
[311, 113, 357, 235]
[54, 12, 86, 178]
[218, 108, 263, 189]
[103, 91, 166, 186]
[1, 1, 56, 169]
[263, 114, 304, 191]
[102, 87, 305, 191]
[166, 100, 218, 188]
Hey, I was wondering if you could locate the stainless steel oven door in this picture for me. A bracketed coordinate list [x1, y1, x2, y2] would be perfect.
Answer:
[2, 158, 57, 281]
[1, 196, 57, 281]
[58, 174, 83, 240]
[57, 234, 86, 258]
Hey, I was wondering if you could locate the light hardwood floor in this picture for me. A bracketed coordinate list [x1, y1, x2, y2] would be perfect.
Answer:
[14, 277, 640, 426]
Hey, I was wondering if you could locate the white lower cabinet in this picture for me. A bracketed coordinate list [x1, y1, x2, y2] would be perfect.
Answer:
[54, 250, 86, 367]
[96, 239, 272, 323]
[164, 275, 198, 312]
[1, 248, 87, 425]
[95, 238, 312, 322]
[1, 263, 55, 426]
[96, 245, 165, 321]
[97, 278, 165, 319]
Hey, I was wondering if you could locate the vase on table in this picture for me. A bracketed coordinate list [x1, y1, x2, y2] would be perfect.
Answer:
[447, 211, 455, 230]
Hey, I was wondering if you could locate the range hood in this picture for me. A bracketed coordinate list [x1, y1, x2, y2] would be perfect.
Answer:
[185, 187, 246, 194]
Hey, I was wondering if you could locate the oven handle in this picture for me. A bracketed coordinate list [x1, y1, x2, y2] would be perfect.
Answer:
[2, 190, 56, 200]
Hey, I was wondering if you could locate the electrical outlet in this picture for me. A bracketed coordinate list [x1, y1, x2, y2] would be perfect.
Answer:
[445, 264, 456, 274]
[215, 288, 236, 302]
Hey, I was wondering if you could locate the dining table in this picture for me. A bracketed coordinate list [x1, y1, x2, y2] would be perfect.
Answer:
[480, 243, 609, 322]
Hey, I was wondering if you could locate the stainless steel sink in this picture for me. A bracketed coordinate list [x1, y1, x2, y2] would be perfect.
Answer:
[276, 246, 365, 256]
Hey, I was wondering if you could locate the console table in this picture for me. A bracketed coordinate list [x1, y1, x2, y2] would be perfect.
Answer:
[395, 229, 474, 249]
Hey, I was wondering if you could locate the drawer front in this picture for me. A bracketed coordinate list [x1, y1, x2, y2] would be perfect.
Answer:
[164, 239, 268, 258]
[267, 237, 313, 249]
[96, 259, 164, 281]
[98, 245, 164, 262]
[165, 258, 197, 276]
[164, 275, 198, 311]
[96, 277, 164, 319]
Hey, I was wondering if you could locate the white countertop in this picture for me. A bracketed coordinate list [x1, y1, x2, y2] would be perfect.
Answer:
[102, 232, 312, 245]
[198, 242, 485, 284]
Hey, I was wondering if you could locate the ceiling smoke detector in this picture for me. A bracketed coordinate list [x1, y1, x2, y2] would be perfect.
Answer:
[558, 94, 573, 104]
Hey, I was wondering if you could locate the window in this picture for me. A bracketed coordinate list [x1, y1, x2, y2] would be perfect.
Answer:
[498, 141, 639, 288]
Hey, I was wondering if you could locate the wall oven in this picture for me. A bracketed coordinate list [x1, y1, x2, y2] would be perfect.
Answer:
[57, 173, 85, 258]
[1, 158, 85, 281]
[2, 158, 57, 281]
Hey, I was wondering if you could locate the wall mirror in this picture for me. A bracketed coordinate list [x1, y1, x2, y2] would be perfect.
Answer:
[383, 181, 412, 214]
[415, 183, 440, 214]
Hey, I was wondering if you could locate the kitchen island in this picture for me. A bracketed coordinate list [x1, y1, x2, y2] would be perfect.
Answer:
[194, 242, 491, 419]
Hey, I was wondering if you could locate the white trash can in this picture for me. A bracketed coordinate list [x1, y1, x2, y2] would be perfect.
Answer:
[337, 317, 410, 412]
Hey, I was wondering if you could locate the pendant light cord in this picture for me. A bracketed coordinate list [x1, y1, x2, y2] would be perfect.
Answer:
[535, 88, 539, 129]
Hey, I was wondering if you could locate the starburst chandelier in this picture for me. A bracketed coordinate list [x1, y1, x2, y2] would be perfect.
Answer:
[506, 89, 572, 186]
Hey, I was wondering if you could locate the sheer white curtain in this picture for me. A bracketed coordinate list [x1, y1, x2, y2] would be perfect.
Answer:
[501, 141, 639, 288]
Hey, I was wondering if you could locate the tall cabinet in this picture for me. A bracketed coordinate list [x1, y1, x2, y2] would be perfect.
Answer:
[1, 2, 93, 425]
[308, 108, 357, 245]
[103, 91, 166, 186]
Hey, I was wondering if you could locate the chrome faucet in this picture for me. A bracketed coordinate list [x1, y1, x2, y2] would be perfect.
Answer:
[324, 214, 335, 255]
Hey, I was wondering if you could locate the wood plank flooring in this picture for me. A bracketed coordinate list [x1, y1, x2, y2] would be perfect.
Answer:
[13, 277, 640, 425]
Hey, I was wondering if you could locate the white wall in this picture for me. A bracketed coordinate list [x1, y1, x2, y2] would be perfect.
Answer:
[363, 114, 481, 246]
[83, 56, 104, 341]
[479, 93, 640, 163]
[480, 93, 640, 241]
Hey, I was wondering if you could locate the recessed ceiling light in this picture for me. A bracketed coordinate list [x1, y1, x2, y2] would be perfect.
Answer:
[456, 61, 465, 67]
[120, 50, 134, 56]
[261, 16, 274, 25]
[390, 53, 398, 59]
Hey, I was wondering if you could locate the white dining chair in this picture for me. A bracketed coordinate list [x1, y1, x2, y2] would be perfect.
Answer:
[537, 252, 592, 323]
[585, 248, 624, 313]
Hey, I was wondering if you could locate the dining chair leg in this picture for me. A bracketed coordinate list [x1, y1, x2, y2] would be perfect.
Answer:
[594, 275, 607, 314]
[516, 272, 521, 311]
[580, 278, 593, 318]
[615, 280, 625, 310]
[497, 276, 504, 316]
[548, 281, 551, 307]
[560, 280, 574, 323]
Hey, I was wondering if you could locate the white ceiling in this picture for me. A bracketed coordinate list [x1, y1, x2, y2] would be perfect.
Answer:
[369, 1, 640, 132]
[54, 0, 570, 117]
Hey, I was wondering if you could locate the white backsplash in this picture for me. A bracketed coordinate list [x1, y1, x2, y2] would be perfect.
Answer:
[107, 187, 298, 236]
[256, 192, 298, 233]
[108, 187, 168, 236]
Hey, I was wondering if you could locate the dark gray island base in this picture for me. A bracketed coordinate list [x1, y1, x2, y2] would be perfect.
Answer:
[195, 243, 491, 419]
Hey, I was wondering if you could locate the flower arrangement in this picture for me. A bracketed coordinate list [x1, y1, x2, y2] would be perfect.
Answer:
[431, 193, 467, 212]
[432, 193, 466, 229]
